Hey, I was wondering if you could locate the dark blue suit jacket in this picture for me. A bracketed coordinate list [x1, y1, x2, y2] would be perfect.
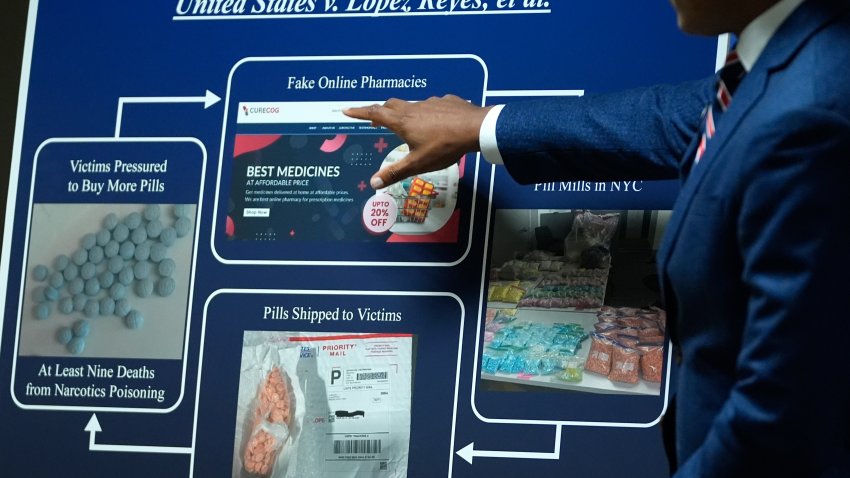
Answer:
[496, 0, 850, 475]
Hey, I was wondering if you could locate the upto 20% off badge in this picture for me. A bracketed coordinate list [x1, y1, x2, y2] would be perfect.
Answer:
[362, 193, 397, 234]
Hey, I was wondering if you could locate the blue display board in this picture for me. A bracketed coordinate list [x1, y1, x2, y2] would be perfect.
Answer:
[0, 1, 717, 476]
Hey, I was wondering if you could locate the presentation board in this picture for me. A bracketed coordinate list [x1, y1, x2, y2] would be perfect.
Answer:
[0, 1, 717, 476]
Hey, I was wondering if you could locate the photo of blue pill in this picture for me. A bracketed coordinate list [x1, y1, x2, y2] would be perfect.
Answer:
[108, 256, 124, 274]
[63, 263, 79, 281]
[67, 277, 84, 295]
[145, 219, 163, 238]
[96, 229, 110, 246]
[143, 204, 161, 221]
[104, 240, 120, 258]
[159, 227, 177, 246]
[72, 249, 88, 266]
[44, 286, 59, 301]
[114, 298, 130, 317]
[98, 271, 114, 289]
[118, 266, 134, 286]
[82, 233, 97, 250]
[118, 241, 135, 259]
[175, 217, 192, 237]
[48, 271, 64, 289]
[72, 319, 90, 338]
[156, 277, 176, 297]
[125, 211, 142, 229]
[104, 213, 119, 230]
[130, 226, 147, 245]
[83, 299, 99, 318]
[99, 297, 115, 316]
[67, 337, 85, 355]
[135, 277, 154, 298]
[158, 258, 176, 277]
[113, 222, 130, 242]
[56, 327, 73, 345]
[173, 204, 189, 218]
[80, 262, 97, 280]
[84, 278, 100, 296]
[149, 243, 167, 263]
[34, 303, 50, 320]
[88, 245, 104, 264]
[73, 294, 87, 312]
[124, 310, 144, 329]
[54, 254, 70, 271]
[133, 261, 151, 280]
[33, 264, 49, 281]
[133, 242, 151, 261]
[58, 297, 74, 314]
[109, 283, 126, 300]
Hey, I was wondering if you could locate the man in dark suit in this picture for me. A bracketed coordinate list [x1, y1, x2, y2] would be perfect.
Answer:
[346, 0, 850, 475]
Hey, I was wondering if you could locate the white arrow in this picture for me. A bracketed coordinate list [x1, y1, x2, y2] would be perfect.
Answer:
[114, 89, 221, 137]
[456, 424, 561, 465]
[85, 413, 193, 455]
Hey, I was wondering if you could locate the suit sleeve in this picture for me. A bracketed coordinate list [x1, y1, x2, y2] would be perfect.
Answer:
[675, 109, 850, 477]
[497, 78, 715, 182]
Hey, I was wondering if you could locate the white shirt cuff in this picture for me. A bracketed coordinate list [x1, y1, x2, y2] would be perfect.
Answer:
[479, 104, 505, 165]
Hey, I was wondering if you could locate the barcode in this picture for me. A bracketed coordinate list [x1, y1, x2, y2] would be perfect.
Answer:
[356, 372, 388, 380]
[333, 439, 382, 454]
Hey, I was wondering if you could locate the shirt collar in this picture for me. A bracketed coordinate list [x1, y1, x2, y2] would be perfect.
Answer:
[737, 0, 806, 71]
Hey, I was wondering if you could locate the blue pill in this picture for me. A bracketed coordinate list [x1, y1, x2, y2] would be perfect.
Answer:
[133, 242, 151, 261]
[48, 271, 64, 289]
[143, 204, 161, 221]
[58, 296, 74, 314]
[159, 227, 177, 247]
[175, 217, 192, 238]
[118, 266, 134, 286]
[54, 254, 70, 271]
[73, 294, 87, 312]
[80, 262, 97, 280]
[62, 263, 79, 281]
[108, 256, 124, 274]
[67, 337, 85, 355]
[72, 249, 88, 266]
[99, 271, 115, 289]
[173, 204, 189, 218]
[83, 299, 99, 318]
[84, 278, 101, 296]
[130, 227, 147, 245]
[99, 297, 115, 316]
[109, 283, 126, 300]
[158, 258, 176, 277]
[67, 277, 84, 295]
[125, 212, 142, 229]
[156, 277, 176, 297]
[119, 241, 135, 260]
[56, 327, 73, 345]
[135, 277, 154, 298]
[88, 246, 105, 264]
[146, 219, 163, 239]
[33, 265, 49, 282]
[82, 233, 97, 250]
[113, 223, 130, 242]
[114, 298, 130, 317]
[104, 213, 119, 230]
[124, 310, 144, 329]
[133, 261, 151, 280]
[34, 303, 50, 319]
[44, 286, 60, 301]
[72, 319, 90, 338]
[149, 243, 167, 263]
[96, 229, 110, 247]
[104, 240, 120, 258]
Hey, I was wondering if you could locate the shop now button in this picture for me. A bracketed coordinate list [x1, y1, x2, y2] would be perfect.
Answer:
[243, 208, 270, 217]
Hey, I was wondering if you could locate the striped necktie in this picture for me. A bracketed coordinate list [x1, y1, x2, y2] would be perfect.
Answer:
[694, 51, 746, 165]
